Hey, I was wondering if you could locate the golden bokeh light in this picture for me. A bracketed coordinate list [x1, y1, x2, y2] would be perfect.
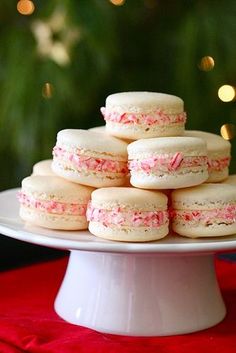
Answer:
[198, 56, 215, 71]
[42, 83, 54, 99]
[109, 0, 126, 6]
[218, 85, 236, 102]
[17, 0, 35, 15]
[220, 123, 236, 140]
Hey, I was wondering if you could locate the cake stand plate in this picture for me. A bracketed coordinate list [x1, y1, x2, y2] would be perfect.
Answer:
[1, 189, 236, 336]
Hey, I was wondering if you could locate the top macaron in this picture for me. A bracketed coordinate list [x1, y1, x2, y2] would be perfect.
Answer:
[100, 91, 186, 140]
[52, 129, 129, 188]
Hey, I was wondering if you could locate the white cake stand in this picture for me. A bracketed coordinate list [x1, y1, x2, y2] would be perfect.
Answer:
[1, 189, 236, 336]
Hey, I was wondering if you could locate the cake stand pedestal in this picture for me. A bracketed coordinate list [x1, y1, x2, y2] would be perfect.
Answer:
[1, 189, 236, 336]
[55, 250, 225, 336]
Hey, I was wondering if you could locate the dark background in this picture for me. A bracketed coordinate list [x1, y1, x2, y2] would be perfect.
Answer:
[1, 0, 236, 269]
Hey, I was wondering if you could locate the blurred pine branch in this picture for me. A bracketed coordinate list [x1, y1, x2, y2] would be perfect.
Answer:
[0, 0, 236, 189]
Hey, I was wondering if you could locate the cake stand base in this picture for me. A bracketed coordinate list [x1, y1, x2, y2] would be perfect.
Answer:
[54, 250, 226, 336]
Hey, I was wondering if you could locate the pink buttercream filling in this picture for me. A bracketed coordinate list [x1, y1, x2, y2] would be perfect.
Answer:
[208, 157, 230, 172]
[171, 205, 236, 225]
[18, 192, 87, 216]
[129, 153, 208, 173]
[100, 107, 186, 126]
[53, 146, 128, 175]
[87, 203, 168, 228]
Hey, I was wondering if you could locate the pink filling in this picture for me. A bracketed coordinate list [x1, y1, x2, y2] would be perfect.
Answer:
[18, 192, 87, 216]
[100, 107, 186, 126]
[208, 157, 230, 172]
[53, 146, 128, 175]
[129, 153, 208, 173]
[171, 205, 236, 225]
[87, 203, 168, 228]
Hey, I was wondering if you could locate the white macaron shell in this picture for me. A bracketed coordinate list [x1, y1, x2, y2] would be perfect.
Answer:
[20, 206, 88, 230]
[106, 122, 185, 140]
[88, 126, 106, 133]
[32, 159, 55, 176]
[172, 222, 236, 238]
[51, 162, 128, 188]
[172, 183, 236, 210]
[106, 92, 184, 114]
[22, 175, 93, 203]
[88, 221, 168, 242]
[184, 130, 231, 154]
[128, 136, 207, 158]
[56, 129, 128, 157]
[90, 187, 168, 210]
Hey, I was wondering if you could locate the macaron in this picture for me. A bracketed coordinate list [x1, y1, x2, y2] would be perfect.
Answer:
[128, 136, 208, 189]
[87, 187, 169, 242]
[100, 91, 186, 140]
[18, 175, 93, 230]
[32, 159, 55, 176]
[171, 184, 236, 237]
[184, 130, 231, 182]
[52, 129, 128, 188]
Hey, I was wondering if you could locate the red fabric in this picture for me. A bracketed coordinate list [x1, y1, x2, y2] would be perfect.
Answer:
[0, 256, 236, 353]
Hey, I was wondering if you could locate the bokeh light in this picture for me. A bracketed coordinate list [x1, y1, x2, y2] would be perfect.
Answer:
[109, 0, 126, 6]
[218, 85, 236, 102]
[198, 56, 215, 71]
[17, 0, 35, 15]
[42, 83, 54, 99]
[220, 123, 236, 140]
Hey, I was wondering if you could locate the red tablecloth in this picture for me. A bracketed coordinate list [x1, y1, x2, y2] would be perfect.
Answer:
[0, 256, 236, 353]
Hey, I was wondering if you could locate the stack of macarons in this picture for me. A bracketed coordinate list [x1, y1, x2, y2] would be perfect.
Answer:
[18, 91, 236, 241]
